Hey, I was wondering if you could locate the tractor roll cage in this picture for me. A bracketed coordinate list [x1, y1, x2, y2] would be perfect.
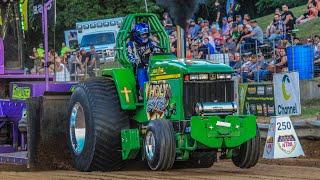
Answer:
[116, 13, 171, 68]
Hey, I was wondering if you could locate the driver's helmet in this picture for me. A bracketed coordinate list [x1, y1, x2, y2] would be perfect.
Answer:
[133, 23, 150, 45]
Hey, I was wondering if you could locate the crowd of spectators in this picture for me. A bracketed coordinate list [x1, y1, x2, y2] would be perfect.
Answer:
[25, 0, 320, 82]
[162, 0, 320, 82]
[28, 43, 99, 81]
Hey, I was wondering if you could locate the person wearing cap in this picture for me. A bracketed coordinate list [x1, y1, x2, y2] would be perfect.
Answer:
[267, 14, 286, 43]
[239, 20, 264, 51]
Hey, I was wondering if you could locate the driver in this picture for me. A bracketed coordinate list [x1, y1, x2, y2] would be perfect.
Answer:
[127, 23, 159, 99]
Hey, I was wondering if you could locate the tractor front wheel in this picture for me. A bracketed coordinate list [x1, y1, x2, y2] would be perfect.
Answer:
[144, 120, 176, 171]
[232, 127, 261, 169]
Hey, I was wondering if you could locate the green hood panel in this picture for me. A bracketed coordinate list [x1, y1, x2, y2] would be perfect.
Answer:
[150, 54, 234, 77]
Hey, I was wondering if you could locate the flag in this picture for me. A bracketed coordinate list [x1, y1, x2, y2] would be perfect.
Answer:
[20, 0, 29, 31]
[32, 0, 55, 27]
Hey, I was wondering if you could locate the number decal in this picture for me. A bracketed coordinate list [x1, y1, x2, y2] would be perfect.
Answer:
[276, 121, 292, 131]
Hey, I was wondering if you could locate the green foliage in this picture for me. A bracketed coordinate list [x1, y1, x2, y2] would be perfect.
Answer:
[255, 5, 320, 38]
[27, 0, 163, 50]
[255, 0, 306, 16]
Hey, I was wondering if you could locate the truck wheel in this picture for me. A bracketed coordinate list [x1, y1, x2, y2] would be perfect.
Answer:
[232, 127, 260, 169]
[68, 77, 129, 171]
[144, 120, 176, 171]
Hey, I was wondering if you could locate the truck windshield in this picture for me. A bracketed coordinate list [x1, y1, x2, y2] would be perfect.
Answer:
[80, 32, 115, 47]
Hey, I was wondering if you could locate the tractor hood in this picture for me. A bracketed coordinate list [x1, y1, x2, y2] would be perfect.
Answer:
[150, 54, 234, 78]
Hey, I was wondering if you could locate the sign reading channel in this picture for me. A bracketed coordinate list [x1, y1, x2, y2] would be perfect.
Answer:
[273, 72, 301, 116]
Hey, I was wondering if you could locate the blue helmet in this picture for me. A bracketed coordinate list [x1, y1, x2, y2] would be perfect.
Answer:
[133, 23, 150, 44]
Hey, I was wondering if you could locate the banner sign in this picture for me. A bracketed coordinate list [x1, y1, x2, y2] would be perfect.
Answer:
[239, 83, 275, 116]
[273, 72, 301, 116]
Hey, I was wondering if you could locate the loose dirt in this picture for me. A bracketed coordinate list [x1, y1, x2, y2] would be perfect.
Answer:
[0, 161, 319, 180]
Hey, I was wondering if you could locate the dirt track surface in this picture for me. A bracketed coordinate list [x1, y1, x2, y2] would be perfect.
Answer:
[1, 161, 320, 180]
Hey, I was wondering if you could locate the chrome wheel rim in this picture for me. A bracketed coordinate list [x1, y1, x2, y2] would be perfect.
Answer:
[69, 102, 86, 155]
[145, 131, 156, 161]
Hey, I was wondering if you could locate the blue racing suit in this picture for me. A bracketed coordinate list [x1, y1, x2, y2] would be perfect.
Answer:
[127, 39, 159, 91]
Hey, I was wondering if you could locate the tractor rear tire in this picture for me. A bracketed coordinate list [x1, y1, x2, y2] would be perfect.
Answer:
[144, 120, 176, 171]
[67, 77, 129, 171]
[232, 127, 261, 169]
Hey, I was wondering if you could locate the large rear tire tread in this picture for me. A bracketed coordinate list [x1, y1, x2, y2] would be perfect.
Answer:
[68, 77, 129, 172]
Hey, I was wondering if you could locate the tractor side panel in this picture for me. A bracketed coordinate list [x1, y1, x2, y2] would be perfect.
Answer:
[27, 94, 72, 169]
[102, 68, 137, 110]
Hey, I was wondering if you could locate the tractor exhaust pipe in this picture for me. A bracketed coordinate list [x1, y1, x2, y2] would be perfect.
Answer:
[176, 25, 185, 59]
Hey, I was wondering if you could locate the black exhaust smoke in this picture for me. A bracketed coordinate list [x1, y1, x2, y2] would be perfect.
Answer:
[156, 0, 204, 29]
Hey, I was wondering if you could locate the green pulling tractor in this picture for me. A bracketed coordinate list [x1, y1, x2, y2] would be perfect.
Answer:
[67, 13, 260, 171]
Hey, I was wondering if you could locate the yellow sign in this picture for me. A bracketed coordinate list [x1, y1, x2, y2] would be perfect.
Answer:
[121, 87, 132, 103]
[150, 74, 181, 81]
[12, 84, 31, 100]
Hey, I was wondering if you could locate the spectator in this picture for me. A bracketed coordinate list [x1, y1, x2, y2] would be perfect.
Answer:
[296, 3, 318, 24]
[227, 16, 234, 27]
[231, 24, 241, 40]
[213, 0, 223, 27]
[269, 46, 288, 73]
[241, 54, 259, 82]
[266, 14, 286, 42]
[225, 36, 237, 54]
[252, 53, 269, 82]
[197, 37, 215, 59]
[243, 14, 251, 22]
[60, 42, 71, 56]
[293, 37, 303, 45]
[315, 42, 320, 63]
[314, 35, 320, 44]
[281, 4, 295, 37]
[275, 8, 281, 16]
[308, 0, 320, 12]
[55, 56, 71, 82]
[188, 20, 200, 39]
[221, 17, 230, 37]
[240, 20, 264, 50]
[234, 15, 243, 26]
[229, 52, 240, 68]
[169, 34, 177, 55]
[85, 45, 99, 77]
[162, 12, 173, 35]
[30, 47, 41, 74]
[36, 43, 45, 59]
